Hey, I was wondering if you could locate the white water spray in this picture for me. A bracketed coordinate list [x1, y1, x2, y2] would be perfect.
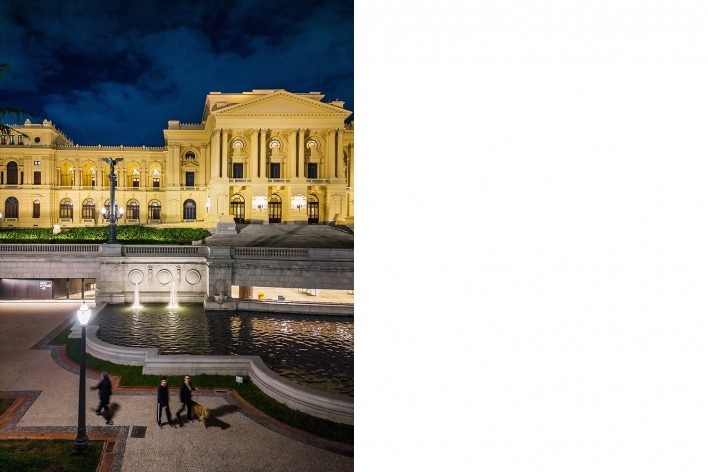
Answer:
[132, 283, 142, 309]
[167, 281, 179, 309]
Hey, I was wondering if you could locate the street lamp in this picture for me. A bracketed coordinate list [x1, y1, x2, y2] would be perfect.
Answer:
[71, 301, 91, 455]
[100, 157, 124, 244]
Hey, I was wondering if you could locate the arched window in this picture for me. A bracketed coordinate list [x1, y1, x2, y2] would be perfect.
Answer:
[148, 200, 161, 221]
[60, 198, 73, 220]
[7, 161, 18, 185]
[4, 196, 18, 218]
[126, 199, 139, 220]
[183, 199, 196, 220]
[131, 168, 141, 188]
[82, 199, 95, 220]
[33, 200, 40, 218]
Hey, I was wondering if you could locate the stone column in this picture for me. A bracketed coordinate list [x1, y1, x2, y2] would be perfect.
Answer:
[336, 129, 343, 179]
[239, 286, 254, 300]
[210, 130, 220, 178]
[259, 130, 267, 179]
[288, 129, 297, 179]
[327, 129, 336, 178]
[221, 130, 229, 178]
[250, 129, 259, 179]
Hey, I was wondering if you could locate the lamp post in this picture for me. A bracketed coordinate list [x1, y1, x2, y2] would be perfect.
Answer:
[71, 301, 91, 455]
[100, 157, 124, 244]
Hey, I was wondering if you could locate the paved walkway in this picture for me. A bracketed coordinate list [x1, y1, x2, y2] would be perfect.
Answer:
[0, 302, 354, 472]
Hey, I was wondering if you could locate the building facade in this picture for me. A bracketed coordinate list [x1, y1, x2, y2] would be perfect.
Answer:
[0, 89, 354, 229]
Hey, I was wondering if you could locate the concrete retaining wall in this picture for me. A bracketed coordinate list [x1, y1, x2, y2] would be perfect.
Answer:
[204, 298, 354, 315]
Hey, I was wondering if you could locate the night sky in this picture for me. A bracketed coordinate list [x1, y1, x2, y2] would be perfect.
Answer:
[0, 0, 353, 146]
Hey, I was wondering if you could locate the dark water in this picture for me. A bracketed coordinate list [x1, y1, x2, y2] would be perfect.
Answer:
[92, 303, 354, 397]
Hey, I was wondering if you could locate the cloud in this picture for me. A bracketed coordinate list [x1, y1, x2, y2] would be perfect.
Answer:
[0, 0, 353, 145]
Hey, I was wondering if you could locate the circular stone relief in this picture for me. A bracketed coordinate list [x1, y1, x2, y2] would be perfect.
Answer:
[156, 269, 173, 285]
[215, 279, 228, 293]
[185, 269, 201, 285]
[128, 269, 144, 285]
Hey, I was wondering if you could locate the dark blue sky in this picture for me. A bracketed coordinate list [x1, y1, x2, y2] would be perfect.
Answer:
[0, 0, 353, 146]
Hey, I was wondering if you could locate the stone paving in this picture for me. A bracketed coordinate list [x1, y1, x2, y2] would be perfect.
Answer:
[0, 301, 354, 472]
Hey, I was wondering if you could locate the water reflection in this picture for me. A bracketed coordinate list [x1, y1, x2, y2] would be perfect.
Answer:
[92, 303, 354, 397]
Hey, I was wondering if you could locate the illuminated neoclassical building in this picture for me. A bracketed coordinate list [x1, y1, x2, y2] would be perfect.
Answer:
[0, 89, 354, 229]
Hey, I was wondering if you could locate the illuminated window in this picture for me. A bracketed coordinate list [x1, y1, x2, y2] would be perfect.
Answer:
[60, 199, 73, 219]
[5, 197, 18, 218]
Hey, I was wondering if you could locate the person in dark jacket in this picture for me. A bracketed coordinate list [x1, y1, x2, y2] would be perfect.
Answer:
[156, 377, 177, 428]
[176, 375, 197, 424]
[90, 372, 113, 425]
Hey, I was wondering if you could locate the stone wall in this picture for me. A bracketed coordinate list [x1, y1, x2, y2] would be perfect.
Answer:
[0, 244, 354, 303]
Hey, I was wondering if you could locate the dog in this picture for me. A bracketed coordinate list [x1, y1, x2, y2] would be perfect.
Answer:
[192, 401, 210, 425]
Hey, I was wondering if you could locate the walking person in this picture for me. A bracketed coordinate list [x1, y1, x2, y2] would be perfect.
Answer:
[90, 372, 113, 425]
[176, 375, 197, 424]
[156, 377, 177, 428]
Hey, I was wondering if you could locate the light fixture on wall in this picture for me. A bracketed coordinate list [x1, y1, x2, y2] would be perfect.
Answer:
[254, 195, 267, 211]
[206, 197, 211, 211]
[291, 195, 306, 211]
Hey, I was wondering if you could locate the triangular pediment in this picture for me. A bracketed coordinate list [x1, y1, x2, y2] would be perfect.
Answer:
[209, 90, 351, 118]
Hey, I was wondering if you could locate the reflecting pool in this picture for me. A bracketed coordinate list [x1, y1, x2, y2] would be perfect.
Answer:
[92, 303, 354, 397]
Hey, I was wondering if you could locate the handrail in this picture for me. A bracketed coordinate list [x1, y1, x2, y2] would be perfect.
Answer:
[0, 244, 100, 253]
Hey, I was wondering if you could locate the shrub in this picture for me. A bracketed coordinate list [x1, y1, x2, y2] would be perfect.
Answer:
[0, 226, 211, 244]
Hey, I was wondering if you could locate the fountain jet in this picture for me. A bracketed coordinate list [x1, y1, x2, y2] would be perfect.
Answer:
[167, 281, 179, 309]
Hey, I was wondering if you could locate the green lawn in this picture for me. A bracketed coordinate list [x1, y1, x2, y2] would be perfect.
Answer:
[0, 439, 102, 472]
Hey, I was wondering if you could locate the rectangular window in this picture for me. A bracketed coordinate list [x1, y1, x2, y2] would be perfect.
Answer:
[34, 171, 41, 185]
[153, 177, 160, 188]
[132, 177, 140, 188]
[17, 135, 23, 145]
[9, 135, 15, 145]
[1, 136, 6, 145]
[270, 163, 280, 179]
[185, 172, 195, 187]
[33, 201, 40, 218]
[233, 163, 244, 179]
[307, 163, 318, 179]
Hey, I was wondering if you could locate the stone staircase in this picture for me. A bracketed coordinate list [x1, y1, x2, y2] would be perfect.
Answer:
[206, 223, 354, 248]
